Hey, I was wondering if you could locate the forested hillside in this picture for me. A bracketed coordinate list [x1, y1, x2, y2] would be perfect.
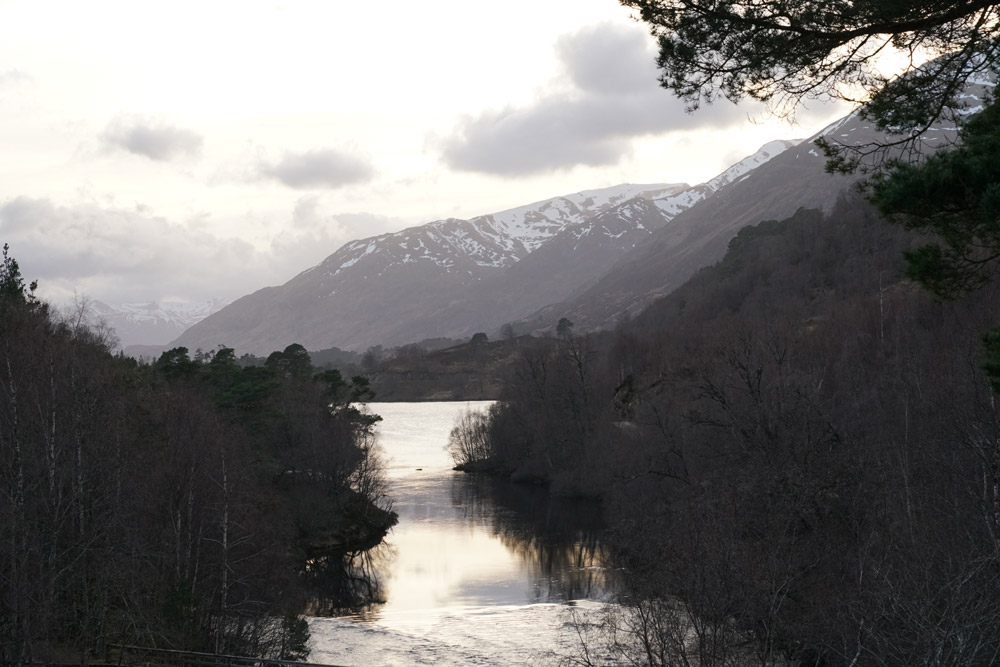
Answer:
[458, 191, 1000, 664]
[443, 3, 1000, 658]
[0, 247, 394, 664]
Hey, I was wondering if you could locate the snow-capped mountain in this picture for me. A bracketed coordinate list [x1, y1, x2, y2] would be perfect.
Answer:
[651, 139, 800, 218]
[408, 194, 691, 341]
[307, 182, 686, 289]
[90, 299, 228, 348]
[173, 72, 995, 355]
[528, 78, 994, 333]
[707, 139, 802, 190]
[173, 142, 794, 355]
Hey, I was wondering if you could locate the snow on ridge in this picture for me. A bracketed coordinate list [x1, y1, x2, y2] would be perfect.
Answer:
[705, 139, 800, 192]
[311, 166, 780, 285]
[564, 183, 688, 210]
[812, 109, 860, 142]
[318, 214, 525, 278]
[309, 183, 690, 282]
[429, 217, 519, 268]
[489, 201, 584, 251]
[654, 187, 709, 217]
[332, 240, 379, 274]
[92, 298, 229, 327]
[487, 183, 683, 251]
[647, 140, 798, 219]
[967, 75, 997, 87]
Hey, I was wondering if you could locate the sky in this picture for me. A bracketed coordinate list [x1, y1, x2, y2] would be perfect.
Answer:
[0, 0, 851, 307]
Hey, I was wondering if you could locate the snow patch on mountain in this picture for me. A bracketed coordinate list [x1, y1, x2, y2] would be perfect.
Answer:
[558, 198, 674, 255]
[90, 298, 229, 347]
[654, 186, 712, 217]
[315, 183, 693, 286]
[649, 141, 799, 218]
[706, 140, 801, 190]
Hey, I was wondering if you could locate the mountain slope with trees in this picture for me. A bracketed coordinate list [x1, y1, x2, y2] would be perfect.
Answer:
[464, 193, 1000, 664]
[519, 84, 995, 334]
[450, 4, 1000, 663]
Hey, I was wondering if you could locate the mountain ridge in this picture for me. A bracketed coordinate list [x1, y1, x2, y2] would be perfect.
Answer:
[516, 78, 994, 334]
[91, 299, 229, 348]
[172, 168, 780, 353]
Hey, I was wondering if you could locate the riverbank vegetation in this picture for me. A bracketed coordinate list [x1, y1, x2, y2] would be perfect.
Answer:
[445, 6, 1000, 656]
[454, 191, 1000, 664]
[366, 335, 550, 401]
[0, 248, 394, 664]
[446, 406, 496, 471]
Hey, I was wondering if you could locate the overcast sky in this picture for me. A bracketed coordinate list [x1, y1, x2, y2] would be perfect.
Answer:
[0, 0, 849, 306]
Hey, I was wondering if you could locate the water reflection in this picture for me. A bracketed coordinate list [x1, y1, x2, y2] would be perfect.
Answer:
[305, 402, 621, 665]
[303, 548, 389, 618]
[303, 402, 617, 626]
[449, 474, 614, 603]
[303, 473, 616, 620]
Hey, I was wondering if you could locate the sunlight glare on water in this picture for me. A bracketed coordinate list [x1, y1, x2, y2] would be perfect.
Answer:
[309, 600, 606, 667]
[307, 401, 614, 666]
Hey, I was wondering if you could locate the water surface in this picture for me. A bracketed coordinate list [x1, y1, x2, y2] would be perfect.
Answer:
[308, 401, 613, 666]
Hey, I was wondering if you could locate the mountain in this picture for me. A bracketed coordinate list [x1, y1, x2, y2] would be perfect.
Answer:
[521, 140, 855, 332]
[172, 180, 722, 354]
[521, 82, 994, 333]
[171, 138, 804, 355]
[90, 299, 228, 348]
[430, 140, 802, 335]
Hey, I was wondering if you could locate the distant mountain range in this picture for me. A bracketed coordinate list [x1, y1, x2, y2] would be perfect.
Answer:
[143, 75, 992, 357]
[511, 76, 995, 334]
[90, 299, 228, 349]
[522, 135, 858, 332]
[171, 140, 798, 355]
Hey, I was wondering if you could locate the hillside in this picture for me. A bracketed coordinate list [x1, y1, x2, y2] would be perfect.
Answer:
[470, 190, 1000, 664]
[524, 75, 997, 335]
[173, 73, 990, 358]
[521, 114, 963, 332]
[368, 336, 552, 402]
[173, 183, 697, 354]
[172, 142, 797, 355]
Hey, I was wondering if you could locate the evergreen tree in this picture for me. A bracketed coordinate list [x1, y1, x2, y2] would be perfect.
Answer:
[622, 0, 1000, 131]
[871, 97, 1000, 298]
[0, 243, 36, 306]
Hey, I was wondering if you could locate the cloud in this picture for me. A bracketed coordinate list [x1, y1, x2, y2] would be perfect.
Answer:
[0, 195, 406, 307]
[259, 148, 375, 189]
[101, 117, 203, 161]
[290, 196, 396, 234]
[440, 22, 751, 176]
[0, 196, 255, 304]
[556, 23, 657, 95]
[270, 196, 402, 278]
[0, 69, 31, 86]
[292, 194, 324, 229]
[443, 103, 634, 175]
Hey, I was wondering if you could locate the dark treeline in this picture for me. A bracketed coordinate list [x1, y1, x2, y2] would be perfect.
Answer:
[461, 195, 1000, 665]
[0, 248, 394, 665]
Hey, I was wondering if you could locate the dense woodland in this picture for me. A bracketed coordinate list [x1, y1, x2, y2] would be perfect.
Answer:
[0, 249, 395, 664]
[452, 185, 1000, 665]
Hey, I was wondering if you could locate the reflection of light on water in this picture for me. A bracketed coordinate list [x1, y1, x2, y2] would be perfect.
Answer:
[382, 524, 525, 614]
[374, 401, 496, 477]
[368, 401, 538, 620]
[306, 402, 616, 665]
[301, 549, 387, 619]
[309, 600, 611, 667]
